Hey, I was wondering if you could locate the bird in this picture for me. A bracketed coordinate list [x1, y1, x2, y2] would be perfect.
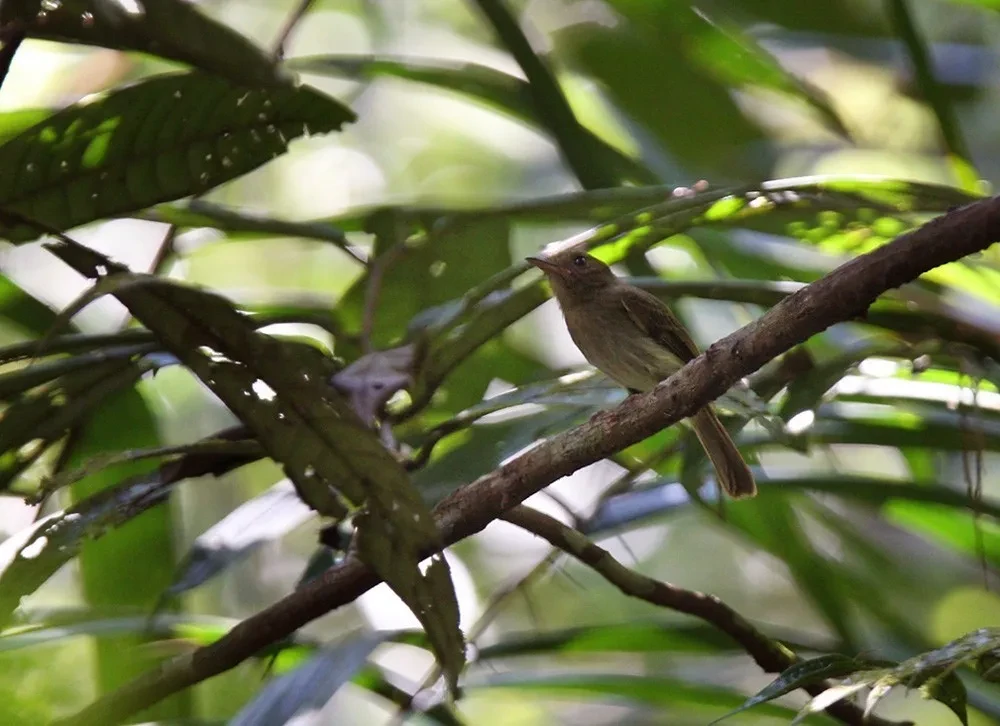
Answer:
[526, 249, 756, 499]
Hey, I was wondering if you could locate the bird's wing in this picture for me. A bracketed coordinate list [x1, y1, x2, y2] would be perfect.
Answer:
[618, 285, 701, 363]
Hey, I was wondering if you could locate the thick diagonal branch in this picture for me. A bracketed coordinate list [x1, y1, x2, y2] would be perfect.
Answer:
[55, 195, 1000, 726]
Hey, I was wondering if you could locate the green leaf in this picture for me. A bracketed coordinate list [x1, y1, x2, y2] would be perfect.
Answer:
[0, 0, 286, 87]
[335, 216, 513, 353]
[59, 383, 182, 715]
[0, 461, 172, 627]
[43, 240, 466, 693]
[920, 672, 968, 726]
[40, 439, 262, 498]
[0, 110, 53, 150]
[0, 358, 151, 493]
[795, 629, 997, 724]
[711, 654, 888, 723]
[0, 73, 355, 241]
[556, 2, 769, 178]
[0, 612, 240, 653]
[0, 345, 158, 402]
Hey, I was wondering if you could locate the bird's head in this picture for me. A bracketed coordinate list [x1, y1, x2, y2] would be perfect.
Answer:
[526, 250, 617, 304]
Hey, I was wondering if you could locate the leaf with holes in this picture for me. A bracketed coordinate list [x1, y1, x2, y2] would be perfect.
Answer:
[1, 0, 285, 87]
[0, 72, 354, 241]
[44, 238, 466, 693]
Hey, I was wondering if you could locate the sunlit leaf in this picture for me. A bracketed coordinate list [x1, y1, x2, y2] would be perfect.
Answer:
[0, 73, 354, 241]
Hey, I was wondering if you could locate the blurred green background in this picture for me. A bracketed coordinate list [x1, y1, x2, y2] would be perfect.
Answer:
[1, 0, 1000, 724]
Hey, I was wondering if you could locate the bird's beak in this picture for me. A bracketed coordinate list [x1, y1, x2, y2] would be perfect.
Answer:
[526, 256, 564, 277]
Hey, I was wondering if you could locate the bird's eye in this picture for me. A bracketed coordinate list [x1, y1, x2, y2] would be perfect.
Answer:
[572, 255, 587, 268]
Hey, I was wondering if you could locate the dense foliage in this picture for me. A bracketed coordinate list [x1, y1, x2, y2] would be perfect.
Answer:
[0, 1, 998, 725]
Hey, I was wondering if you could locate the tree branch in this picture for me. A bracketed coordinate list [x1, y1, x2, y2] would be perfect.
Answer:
[502, 505, 907, 726]
[54, 194, 1000, 725]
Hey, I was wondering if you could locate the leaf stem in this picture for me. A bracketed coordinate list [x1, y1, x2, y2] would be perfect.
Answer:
[885, 0, 978, 190]
[470, 0, 618, 189]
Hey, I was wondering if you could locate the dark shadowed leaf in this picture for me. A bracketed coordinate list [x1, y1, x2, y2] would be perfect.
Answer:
[44, 239, 466, 692]
[1, 0, 286, 87]
[0, 464, 172, 627]
[0, 73, 354, 241]
[0, 430, 263, 628]
[0, 272, 61, 335]
[0, 358, 151, 493]
[0, 343, 159, 401]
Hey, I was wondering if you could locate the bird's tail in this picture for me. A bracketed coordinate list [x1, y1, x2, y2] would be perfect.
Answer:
[691, 408, 756, 499]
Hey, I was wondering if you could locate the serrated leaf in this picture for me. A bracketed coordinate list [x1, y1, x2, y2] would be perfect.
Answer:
[0, 72, 354, 241]
[2, 0, 286, 87]
[43, 238, 466, 693]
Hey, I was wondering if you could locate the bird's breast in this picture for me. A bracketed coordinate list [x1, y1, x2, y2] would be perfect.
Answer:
[562, 304, 685, 392]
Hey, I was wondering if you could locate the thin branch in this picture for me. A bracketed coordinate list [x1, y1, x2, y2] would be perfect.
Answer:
[469, 0, 617, 189]
[502, 505, 906, 726]
[272, 0, 317, 61]
[53, 194, 1000, 726]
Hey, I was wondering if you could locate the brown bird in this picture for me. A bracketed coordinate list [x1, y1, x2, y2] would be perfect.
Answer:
[527, 249, 756, 499]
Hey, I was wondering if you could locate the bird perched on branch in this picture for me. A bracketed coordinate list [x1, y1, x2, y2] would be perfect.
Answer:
[527, 249, 756, 499]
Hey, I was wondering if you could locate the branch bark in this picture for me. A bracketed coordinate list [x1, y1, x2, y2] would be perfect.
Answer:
[502, 506, 907, 726]
[54, 195, 1000, 725]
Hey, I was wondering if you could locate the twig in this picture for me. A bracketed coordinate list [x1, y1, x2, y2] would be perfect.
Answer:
[470, 0, 617, 189]
[52, 194, 1000, 726]
[885, 0, 975, 187]
[272, 0, 317, 61]
[502, 506, 907, 726]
